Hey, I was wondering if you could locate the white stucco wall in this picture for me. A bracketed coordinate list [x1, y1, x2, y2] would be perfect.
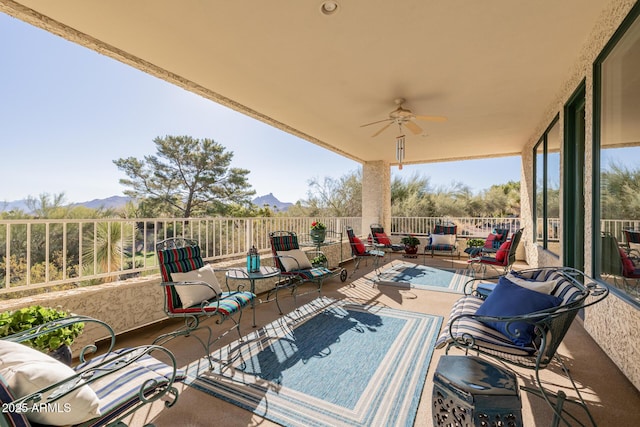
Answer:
[520, 0, 639, 390]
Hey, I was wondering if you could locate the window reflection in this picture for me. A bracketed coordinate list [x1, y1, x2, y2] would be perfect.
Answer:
[533, 117, 560, 255]
[598, 10, 640, 302]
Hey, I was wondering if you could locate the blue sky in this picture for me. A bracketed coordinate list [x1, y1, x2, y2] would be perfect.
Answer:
[1, 13, 521, 205]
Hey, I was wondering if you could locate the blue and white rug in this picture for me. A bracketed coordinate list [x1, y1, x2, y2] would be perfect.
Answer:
[184, 297, 442, 427]
[370, 260, 473, 294]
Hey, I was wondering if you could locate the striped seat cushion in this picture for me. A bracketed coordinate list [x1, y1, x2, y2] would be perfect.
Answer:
[171, 291, 255, 316]
[435, 295, 535, 356]
[76, 348, 185, 427]
[425, 243, 455, 251]
[290, 267, 333, 280]
[437, 269, 586, 354]
[511, 269, 585, 304]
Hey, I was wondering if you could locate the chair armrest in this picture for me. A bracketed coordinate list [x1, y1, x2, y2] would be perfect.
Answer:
[1, 315, 116, 362]
[463, 276, 501, 297]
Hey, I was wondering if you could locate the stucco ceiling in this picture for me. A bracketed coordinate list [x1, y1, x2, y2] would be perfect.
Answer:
[1, 0, 610, 167]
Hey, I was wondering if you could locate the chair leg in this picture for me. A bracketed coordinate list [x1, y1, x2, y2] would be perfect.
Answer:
[521, 354, 597, 427]
[153, 315, 215, 371]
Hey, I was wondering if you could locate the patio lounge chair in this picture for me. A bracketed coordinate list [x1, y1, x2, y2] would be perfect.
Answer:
[469, 228, 523, 277]
[269, 231, 340, 312]
[464, 228, 510, 257]
[0, 315, 182, 427]
[155, 237, 256, 370]
[424, 223, 460, 260]
[369, 223, 404, 251]
[622, 229, 640, 261]
[437, 267, 609, 426]
[346, 226, 385, 278]
[601, 232, 640, 293]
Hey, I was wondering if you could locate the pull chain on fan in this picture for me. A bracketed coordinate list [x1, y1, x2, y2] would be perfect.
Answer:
[396, 124, 405, 170]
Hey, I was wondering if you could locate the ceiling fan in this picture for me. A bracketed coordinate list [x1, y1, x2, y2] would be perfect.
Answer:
[360, 98, 447, 137]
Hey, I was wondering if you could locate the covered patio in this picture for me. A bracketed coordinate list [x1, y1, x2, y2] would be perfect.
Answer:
[111, 255, 639, 426]
[1, 0, 640, 425]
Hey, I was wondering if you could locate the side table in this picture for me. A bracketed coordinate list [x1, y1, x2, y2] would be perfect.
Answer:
[432, 355, 522, 427]
[226, 266, 280, 327]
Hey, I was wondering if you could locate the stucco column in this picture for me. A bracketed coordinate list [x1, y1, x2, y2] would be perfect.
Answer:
[362, 160, 391, 235]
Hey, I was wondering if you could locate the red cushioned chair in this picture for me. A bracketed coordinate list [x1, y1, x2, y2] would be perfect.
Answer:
[469, 228, 523, 277]
[369, 223, 404, 251]
[346, 226, 385, 278]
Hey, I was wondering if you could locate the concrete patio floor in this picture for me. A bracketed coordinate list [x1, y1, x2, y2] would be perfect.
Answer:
[116, 254, 640, 426]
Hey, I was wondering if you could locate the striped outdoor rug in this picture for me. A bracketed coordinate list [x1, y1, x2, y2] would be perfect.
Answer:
[369, 260, 473, 294]
[184, 297, 442, 427]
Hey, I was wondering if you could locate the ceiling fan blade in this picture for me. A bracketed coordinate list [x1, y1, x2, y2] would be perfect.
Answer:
[360, 118, 392, 128]
[415, 115, 448, 122]
[371, 122, 393, 137]
[404, 120, 423, 135]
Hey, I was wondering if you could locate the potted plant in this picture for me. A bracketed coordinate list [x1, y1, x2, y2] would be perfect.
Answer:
[310, 253, 328, 267]
[400, 235, 421, 254]
[467, 238, 485, 248]
[0, 305, 84, 365]
[310, 221, 327, 244]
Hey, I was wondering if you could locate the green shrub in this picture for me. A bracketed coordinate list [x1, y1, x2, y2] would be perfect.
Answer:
[0, 305, 84, 352]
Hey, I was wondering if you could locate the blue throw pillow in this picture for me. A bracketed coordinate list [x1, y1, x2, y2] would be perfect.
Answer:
[475, 276, 563, 347]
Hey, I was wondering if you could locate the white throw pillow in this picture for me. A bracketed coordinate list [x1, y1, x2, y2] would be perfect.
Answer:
[505, 273, 558, 294]
[276, 249, 312, 272]
[430, 234, 455, 246]
[0, 340, 101, 425]
[171, 264, 222, 307]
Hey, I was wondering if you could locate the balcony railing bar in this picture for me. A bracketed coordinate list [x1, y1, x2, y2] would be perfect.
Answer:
[5, 215, 633, 296]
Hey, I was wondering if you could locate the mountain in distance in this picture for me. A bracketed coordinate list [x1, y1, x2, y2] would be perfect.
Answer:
[2, 193, 294, 213]
[0, 196, 132, 213]
[71, 196, 132, 210]
[252, 193, 293, 211]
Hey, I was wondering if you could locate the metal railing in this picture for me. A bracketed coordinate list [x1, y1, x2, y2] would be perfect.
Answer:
[391, 216, 522, 237]
[0, 217, 360, 294]
[2, 215, 636, 296]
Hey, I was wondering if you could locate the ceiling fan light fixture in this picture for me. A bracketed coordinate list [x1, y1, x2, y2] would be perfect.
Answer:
[320, 1, 339, 15]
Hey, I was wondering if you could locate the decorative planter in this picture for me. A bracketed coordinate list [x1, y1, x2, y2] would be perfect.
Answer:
[48, 344, 73, 366]
[404, 245, 418, 255]
[310, 229, 326, 244]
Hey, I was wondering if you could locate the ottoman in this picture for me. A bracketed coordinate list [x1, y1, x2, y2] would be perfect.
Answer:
[432, 355, 522, 427]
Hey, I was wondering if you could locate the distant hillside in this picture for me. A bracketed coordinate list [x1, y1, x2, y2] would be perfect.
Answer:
[1, 196, 132, 213]
[3, 193, 293, 213]
[252, 193, 293, 211]
[71, 196, 132, 210]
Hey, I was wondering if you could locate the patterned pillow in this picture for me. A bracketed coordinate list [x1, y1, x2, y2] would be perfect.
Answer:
[619, 249, 635, 276]
[483, 233, 502, 248]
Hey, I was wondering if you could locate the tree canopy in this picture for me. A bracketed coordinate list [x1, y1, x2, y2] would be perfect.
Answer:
[113, 135, 255, 217]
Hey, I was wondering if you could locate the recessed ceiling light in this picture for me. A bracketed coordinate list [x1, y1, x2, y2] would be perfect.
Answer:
[320, 1, 339, 16]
